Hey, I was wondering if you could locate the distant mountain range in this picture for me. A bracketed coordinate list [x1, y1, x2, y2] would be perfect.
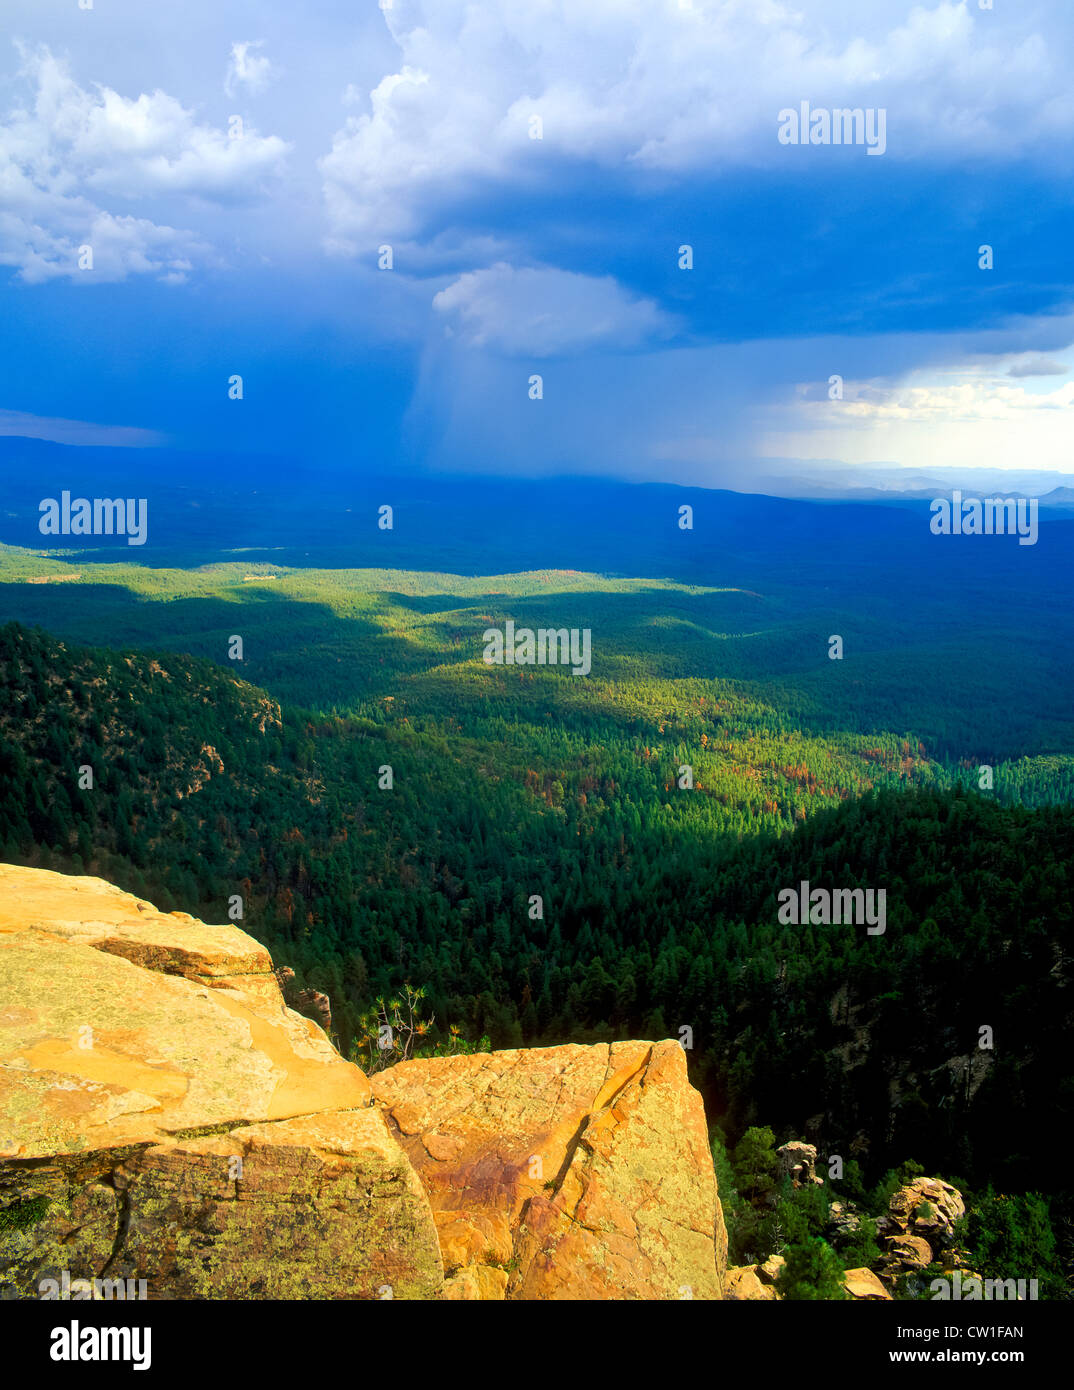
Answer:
[738, 460, 1074, 505]
[2, 436, 1073, 584]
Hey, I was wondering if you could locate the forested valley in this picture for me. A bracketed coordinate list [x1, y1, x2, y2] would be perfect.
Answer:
[1, 540, 1071, 1296]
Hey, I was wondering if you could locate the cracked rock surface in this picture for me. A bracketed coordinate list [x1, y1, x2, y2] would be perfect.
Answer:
[372, 1040, 727, 1299]
[0, 865, 440, 1299]
[1, 865, 727, 1300]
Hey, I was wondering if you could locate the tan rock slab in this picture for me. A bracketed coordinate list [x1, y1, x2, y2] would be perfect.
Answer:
[373, 1039, 726, 1300]
[843, 1267, 893, 1300]
[0, 868, 370, 1159]
[0, 866, 441, 1300]
[724, 1265, 778, 1300]
[0, 864, 272, 986]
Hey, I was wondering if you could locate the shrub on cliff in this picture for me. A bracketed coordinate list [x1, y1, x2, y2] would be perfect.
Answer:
[968, 1190, 1064, 1298]
[777, 1238, 849, 1300]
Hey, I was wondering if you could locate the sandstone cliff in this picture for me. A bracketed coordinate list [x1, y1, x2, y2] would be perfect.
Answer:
[0, 865, 725, 1300]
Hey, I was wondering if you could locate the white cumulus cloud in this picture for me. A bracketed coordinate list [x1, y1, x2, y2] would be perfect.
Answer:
[321, 0, 1065, 243]
[432, 263, 676, 356]
[0, 45, 290, 282]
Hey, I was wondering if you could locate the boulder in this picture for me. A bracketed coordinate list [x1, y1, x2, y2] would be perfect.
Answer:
[843, 1267, 892, 1300]
[724, 1265, 778, 1300]
[371, 1039, 726, 1299]
[758, 1253, 786, 1284]
[887, 1234, 934, 1271]
[777, 1140, 822, 1186]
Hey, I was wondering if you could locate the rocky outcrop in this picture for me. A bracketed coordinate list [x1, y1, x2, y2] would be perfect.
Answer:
[0, 866, 371, 1153]
[885, 1176, 965, 1247]
[0, 865, 727, 1300]
[877, 1176, 966, 1282]
[828, 1199, 861, 1241]
[778, 1140, 822, 1187]
[370, 1040, 726, 1299]
[725, 1256, 894, 1302]
[726, 1176, 968, 1300]
[0, 865, 440, 1299]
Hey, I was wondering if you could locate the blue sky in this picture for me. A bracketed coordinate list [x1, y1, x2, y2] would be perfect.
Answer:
[1, 0, 1073, 486]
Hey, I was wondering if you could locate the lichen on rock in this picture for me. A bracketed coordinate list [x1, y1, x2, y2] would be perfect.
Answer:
[1, 864, 728, 1301]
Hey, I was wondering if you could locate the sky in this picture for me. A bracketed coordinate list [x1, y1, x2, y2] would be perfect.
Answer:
[1, 0, 1073, 487]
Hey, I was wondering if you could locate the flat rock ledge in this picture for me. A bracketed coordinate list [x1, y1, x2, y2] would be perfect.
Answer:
[1, 864, 726, 1300]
